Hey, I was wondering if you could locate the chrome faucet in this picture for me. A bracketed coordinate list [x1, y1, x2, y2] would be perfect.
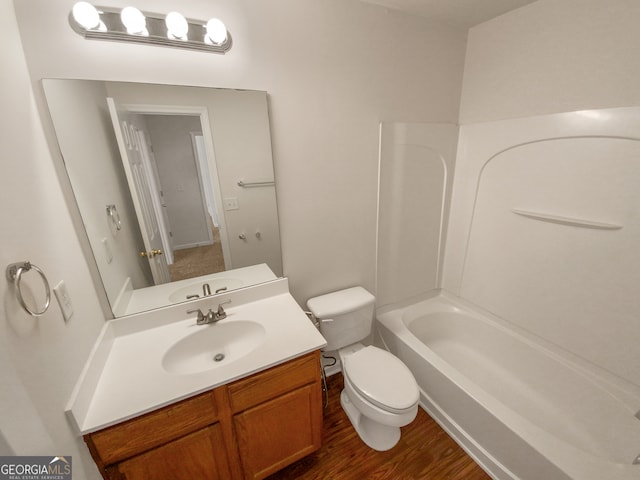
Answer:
[213, 300, 231, 321]
[203, 283, 212, 296]
[187, 300, 231, 325]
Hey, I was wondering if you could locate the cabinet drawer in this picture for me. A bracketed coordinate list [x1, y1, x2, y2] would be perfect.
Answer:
[87, 390, 219, 466]
[228, 351, 320, 413]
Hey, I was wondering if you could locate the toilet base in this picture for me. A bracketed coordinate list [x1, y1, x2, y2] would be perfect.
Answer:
[340, 390, 401, 451]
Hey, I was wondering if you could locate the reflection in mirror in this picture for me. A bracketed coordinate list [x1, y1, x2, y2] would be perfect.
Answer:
[43, 79, 282, 318]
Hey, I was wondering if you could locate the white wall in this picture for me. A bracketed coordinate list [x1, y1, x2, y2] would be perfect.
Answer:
[3, 0, 466, 474]
[7, 0, 640, 473]
[459, 0, 640, 124]
[0, 3, 105, 478]
[15, 0, 467, 305]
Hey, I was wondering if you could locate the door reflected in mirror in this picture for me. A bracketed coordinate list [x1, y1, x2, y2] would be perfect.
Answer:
[43, 79, 282, 317]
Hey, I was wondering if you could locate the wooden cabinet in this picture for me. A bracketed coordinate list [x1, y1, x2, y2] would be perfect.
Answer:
[85, 351, 322, 480]
[230, 352, 323, 479]
[110, 425, 231, 480]
[87, 389, 220, 467]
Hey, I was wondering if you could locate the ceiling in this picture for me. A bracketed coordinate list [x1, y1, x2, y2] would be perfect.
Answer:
[359, 0, 539, 29]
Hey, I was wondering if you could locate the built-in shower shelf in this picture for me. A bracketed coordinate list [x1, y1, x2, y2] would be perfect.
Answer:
[511, 209, 622, 230]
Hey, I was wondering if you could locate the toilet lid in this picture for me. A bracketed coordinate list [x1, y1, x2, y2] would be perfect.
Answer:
[344, 346, 419, 412]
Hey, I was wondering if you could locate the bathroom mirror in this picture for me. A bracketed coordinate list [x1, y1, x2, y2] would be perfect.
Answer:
[43, 79, 282, 317]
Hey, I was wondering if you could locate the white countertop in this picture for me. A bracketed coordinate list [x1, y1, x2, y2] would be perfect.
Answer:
[114, 264, 278, 316]
[67, 279, 326, 434]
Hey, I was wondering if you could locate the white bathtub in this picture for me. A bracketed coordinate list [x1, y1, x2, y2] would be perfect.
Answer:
[376, 291, 640, 480]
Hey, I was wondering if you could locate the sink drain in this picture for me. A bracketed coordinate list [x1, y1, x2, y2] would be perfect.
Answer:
[213, 353, 225, 362]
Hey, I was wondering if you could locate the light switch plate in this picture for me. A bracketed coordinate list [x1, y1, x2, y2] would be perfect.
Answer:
[102, 237, 113, 264]
[54, 280, 74, 322]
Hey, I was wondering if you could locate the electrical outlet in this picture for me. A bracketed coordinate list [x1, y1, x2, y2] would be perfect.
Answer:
[54, 280, 74, 322]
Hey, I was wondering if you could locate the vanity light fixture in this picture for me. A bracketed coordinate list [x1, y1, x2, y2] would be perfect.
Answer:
[69, 2, 231, 53]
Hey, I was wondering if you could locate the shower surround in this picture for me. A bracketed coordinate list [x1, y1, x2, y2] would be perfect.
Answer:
[376, 107, 640, 479]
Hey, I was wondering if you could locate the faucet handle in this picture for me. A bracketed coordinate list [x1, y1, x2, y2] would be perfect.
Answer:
[187, 309, 206, 325]
[217, 300, 231, 314]
[214, 300, 231, 320]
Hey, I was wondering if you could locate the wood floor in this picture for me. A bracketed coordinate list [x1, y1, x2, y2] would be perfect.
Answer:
[267, 373, 491, 480]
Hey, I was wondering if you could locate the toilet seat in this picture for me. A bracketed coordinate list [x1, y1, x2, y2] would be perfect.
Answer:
[343, 346, 419, 413]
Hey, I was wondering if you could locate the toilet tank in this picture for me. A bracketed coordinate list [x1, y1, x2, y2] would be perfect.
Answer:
[306, 287, 375, 351]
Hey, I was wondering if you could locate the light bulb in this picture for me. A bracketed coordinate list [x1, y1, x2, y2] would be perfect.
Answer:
[165, 11, 189, 39]
[205, 18, 227, 45]
[72, 2, 101, 30]
[121, 6, 147, 35]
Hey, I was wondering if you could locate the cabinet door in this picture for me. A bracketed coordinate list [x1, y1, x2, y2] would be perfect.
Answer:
[234, 384, 322, 480]
[113, 424, 231, 480]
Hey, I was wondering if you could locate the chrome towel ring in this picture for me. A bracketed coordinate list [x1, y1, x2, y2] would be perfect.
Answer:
[6, 261, 51, 317]
[106, 204, 122, 231]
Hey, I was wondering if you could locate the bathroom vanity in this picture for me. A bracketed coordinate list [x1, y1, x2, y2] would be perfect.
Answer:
[85, 351, 322, 479]
[67, 279, 327, 480]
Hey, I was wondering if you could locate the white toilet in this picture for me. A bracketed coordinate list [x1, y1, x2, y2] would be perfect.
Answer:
[307, 286, 419, 451]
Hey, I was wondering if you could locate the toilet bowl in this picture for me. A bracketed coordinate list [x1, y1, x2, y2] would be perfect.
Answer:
[339, 344, 419, 450]
[307, 287, 419, 451]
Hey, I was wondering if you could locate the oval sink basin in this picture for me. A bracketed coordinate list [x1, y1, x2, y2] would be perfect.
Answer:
[168, 278, 244, 303]
[162, 321, 266, 375]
